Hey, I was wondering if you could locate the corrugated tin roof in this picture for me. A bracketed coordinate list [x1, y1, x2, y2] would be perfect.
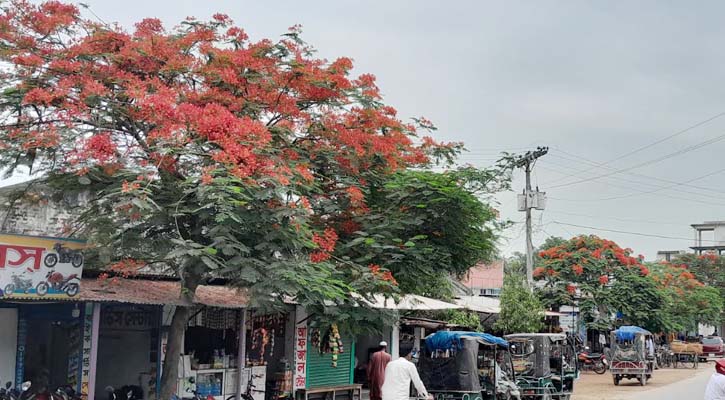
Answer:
[79, 278, 248, 308]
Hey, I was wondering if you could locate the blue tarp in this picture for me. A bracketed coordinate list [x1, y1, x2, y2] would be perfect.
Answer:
[425, 331, 508, 352]
[615, 326, 651, 341]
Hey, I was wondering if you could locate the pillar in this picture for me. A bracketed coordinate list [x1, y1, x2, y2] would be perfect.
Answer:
[236, 309, 248, 400]
[87, 303, 101, 400]
[391, 324, 400, 360]
[413, 327, 425, 352]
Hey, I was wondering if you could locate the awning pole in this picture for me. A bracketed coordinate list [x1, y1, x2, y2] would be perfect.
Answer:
[236, 309, 248, 400]
[87, 303, 101, 400]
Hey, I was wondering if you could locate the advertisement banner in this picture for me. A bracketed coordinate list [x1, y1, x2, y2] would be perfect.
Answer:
[293, 322, 308, 390]
[0, 234, 84, 299]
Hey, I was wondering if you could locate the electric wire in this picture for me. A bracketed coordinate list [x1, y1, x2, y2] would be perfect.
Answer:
[549, 132, 725, 189]
[551, 221, 721, 243]
[545, 110, 725, 184]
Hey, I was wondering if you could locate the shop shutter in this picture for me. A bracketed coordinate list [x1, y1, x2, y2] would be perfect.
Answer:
[306, 336, 353, 388]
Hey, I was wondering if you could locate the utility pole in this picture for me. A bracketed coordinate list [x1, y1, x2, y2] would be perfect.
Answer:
[515, 146, 548, 289]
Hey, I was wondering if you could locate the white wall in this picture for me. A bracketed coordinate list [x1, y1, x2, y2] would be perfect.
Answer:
[0, 309, 18, 384]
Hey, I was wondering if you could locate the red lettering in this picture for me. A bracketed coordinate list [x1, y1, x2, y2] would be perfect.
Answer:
[0, 244, 45, 270]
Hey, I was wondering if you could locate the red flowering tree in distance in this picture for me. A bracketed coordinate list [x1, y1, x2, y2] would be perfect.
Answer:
[0, 1, 464, 396]
[535, 235, 665, 331]
[649, 261, 722, 332]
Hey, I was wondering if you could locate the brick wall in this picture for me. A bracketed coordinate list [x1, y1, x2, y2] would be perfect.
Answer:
[0, 183, 87, 238]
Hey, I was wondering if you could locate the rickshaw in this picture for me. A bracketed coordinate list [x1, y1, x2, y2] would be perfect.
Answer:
[419, 331, 521, 400]
[609, 326, 655, 386]
[504, 334, 578, 400]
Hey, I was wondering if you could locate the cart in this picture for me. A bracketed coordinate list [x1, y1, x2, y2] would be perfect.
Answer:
[610, 326, 655, 386]
[504, 333, 578, 400]
[420, 331, 520, 400]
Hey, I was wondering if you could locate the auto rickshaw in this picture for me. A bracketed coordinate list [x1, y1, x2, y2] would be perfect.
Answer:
[610, 326, 655, 386]
[419, 331, 521, 400]
[504, 333, 578, 400]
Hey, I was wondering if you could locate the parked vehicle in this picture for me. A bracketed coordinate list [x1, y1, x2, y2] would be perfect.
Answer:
[702, 336, 724, 359]
[505, 333, 578, 400]
[420, 331, 520, 400]
[36, 270, 80, 297]
[0, 382, 13, 400]
[577, 347, 608, 374]
[17, 382, 35, 400]
[105, 386, 142, 400]
[610, 326, 655, 386]
[5, 273, 34, 296]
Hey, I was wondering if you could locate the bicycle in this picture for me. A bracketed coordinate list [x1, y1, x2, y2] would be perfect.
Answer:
[225, 373, 264, 400]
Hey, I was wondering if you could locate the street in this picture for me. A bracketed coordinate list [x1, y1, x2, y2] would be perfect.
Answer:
[572, 365, 712, 400]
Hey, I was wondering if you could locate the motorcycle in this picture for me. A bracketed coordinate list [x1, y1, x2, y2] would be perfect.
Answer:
[1, 382, 13, 400]
[105, 385, 142, 400]
[43, 243, 83, 269]
[51, 386, 79, 400]
[5, 273, 34, 296]
[578, 347, 608, 374]
[36, 270, 80, 297]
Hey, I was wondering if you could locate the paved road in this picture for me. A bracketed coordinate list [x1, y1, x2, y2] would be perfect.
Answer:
[631, 367, 711, 400]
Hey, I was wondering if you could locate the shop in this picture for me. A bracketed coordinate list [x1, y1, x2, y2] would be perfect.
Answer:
[0, 234, 87, 395]
[293, 308, 359, 400]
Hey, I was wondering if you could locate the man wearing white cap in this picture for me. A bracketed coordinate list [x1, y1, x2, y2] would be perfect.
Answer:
[382, 349, 431, 400]
[367, 341, 391, 400]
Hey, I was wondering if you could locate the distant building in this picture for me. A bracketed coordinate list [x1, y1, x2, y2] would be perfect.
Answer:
[691, 221, 725, 255]
[656, 250, 686, 262]
[461, 260, 504, 297]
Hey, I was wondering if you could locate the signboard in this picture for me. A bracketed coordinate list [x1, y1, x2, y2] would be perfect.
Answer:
[0, 234, 84, 299]
[80, 304, 93, 400]
[293, 321, 308, 390]
[14, 317, 27, 387]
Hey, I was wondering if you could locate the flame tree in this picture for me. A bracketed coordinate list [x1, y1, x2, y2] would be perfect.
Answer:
[535, 235, 666, 331]
[649, 261, 722, 332]
[0, 1, 508, 396]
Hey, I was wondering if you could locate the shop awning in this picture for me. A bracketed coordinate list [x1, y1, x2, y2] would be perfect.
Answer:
[365, 294, 463, 311]
[455, 295, 563, 316]
[79, 278, 248, 308]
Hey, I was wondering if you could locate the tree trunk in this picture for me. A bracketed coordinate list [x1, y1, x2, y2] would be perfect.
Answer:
[160, 305, 190, 400]
[160, 262, 201, 400]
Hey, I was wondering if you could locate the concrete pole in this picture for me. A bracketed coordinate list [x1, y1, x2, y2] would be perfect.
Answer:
[413, 327, 425, 352]
[236, 309, 248, 400]
[87, 303, 101, 400]
[391, 324, 400, 360]
[525, 161, 534, 289]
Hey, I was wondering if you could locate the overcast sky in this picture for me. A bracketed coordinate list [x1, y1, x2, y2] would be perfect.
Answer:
[11, 1, 725, 259]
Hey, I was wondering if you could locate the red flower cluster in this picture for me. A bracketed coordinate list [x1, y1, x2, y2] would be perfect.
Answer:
[572, 264, 584, 276]
[598, 275, 609, 285]
[108, 259, 145, 278]
[566, 284, 577, 294]
[369, 264, 397, 286]
[84, 133, 117, 163]
[310, 228, 338, 263]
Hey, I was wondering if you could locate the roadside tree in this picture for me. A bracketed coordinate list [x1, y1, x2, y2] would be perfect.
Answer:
[494, 274, 544, 334]
[0, 2, 484, 397]
[649, 261, 722, 332]
[535, 235, 666, 331]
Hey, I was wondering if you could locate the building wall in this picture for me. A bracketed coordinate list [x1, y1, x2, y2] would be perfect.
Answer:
[461, 260, 504, 295]
[0, 184, 86, 237]
[0, 308, 18, 384]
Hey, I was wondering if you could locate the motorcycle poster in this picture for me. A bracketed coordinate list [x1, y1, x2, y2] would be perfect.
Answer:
[0, 233, 84, 299]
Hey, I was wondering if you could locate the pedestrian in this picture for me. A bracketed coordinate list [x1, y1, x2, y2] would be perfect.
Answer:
[704, 359, 725, 400]
[382, 349, 431, 400]
[367, 341, 391, 400]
